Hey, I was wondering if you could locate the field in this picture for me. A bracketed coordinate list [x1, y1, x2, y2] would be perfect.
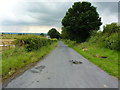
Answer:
[1, 34, 27, 39]
[0, 39, 15, 44]
[0, 34, 32, 51]
[0, 39, 16, 51]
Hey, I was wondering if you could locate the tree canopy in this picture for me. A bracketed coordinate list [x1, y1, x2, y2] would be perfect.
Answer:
[61, 1, 102, 42]
[48, 28, 60, 39]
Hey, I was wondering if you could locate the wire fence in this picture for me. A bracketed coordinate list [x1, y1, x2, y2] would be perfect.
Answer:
[0, 41, 15, 51]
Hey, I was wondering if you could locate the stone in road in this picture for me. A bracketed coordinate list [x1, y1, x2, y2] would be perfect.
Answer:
[5, 41, 118, 88]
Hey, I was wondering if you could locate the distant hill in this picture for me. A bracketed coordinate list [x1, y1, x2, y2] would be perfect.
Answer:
[0, 32, 48, 36]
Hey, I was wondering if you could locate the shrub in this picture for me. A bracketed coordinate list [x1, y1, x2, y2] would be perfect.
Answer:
[103, 33, 119, 51]
[82, 27, 119, 51]
[14, 35, 57, 51]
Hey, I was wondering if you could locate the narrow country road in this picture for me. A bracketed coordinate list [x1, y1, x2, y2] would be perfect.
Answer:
[5, 41, 118, 88]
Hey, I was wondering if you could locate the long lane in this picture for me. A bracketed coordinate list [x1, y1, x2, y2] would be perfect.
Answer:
[5, 41, 118, 88]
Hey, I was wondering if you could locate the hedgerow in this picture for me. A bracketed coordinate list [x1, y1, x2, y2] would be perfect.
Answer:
[14, 35, 57, 51]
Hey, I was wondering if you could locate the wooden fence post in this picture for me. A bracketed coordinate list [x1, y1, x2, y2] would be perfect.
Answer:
[8, 41, 11, 49]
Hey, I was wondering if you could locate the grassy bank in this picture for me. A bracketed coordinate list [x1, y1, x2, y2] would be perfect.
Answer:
[1, 41, 58, 80]
[63, 40, 119, 79]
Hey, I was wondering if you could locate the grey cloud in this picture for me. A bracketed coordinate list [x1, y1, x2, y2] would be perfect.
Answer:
[25, 2, 73, 26]
[2, 20, 35, 26]
[1, 1, 118, 28]
[93, 2, 118, 15]
[1, 2, 73, 27]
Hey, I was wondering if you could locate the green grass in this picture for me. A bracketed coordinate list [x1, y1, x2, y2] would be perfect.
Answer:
[1, 41, 58, 79]
[63, 40, 119, 79]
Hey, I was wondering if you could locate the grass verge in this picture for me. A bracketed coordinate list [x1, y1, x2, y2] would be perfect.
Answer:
[63, 40, 119, 79]
[1, 41, 58, 81]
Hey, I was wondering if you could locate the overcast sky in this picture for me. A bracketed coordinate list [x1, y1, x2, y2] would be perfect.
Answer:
[0, 0, 119, 33]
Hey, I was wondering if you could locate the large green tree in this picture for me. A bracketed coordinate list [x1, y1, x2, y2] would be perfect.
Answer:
[48, 28, 60, 39]
[61, 1, 102, 42]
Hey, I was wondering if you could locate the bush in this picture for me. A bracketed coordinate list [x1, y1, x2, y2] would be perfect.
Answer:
[63, 23, 120, 51]
[14, 35, 57, 51]
[103, 33, 119, 51]
[88, 31, 119, 51]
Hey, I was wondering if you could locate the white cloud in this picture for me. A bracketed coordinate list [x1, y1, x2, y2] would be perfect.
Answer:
[0, 0, 22, 21]
[22, 0, 119, 2]
[92, 2, 118, 31]
[0, 1, 118, 33]
[0, 26, 61, 33]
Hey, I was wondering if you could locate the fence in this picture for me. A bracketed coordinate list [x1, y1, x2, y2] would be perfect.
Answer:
[0, 41, 15, 51]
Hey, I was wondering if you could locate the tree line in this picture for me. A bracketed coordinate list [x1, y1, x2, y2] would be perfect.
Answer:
[48, 1, 101, 41]
[47, 1, 119, 46]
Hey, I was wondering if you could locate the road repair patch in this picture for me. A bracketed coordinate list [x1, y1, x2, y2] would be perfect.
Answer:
[30, 65, 45, 73]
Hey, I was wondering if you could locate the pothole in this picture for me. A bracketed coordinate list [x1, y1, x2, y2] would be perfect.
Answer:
[93, 54, 108, 59]
[69, 60, 83, 64]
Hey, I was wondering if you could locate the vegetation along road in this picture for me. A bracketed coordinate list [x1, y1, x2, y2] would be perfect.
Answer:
[5, 41, 118, 88]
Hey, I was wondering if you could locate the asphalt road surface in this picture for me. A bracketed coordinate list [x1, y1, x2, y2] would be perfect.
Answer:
[5, 41, 118, 88]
